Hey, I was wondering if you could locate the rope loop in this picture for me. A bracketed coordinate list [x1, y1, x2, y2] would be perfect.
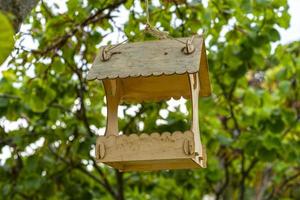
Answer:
[181, 35, 195, 55]
[100, 46, 112, 61]
[100, 40, 128, 61]
[144, 23, 169, 40]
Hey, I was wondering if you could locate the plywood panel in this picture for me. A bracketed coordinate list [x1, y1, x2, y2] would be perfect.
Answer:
[119, 73, 190, 102]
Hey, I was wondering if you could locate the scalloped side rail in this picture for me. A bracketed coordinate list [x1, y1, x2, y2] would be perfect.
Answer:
[95, 131, 206, 171]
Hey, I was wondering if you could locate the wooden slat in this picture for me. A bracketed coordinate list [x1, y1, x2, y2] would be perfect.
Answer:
[106, 159, 202, 172]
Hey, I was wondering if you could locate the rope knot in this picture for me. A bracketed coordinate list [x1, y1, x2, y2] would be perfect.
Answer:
[100, 46, 112, 61]
[181, 36, 195, 55]
[100, 40, 127, 62]
[144, 23, 169, 40]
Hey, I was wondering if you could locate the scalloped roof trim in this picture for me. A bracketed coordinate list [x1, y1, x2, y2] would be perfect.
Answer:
[87, 68, 199, 80]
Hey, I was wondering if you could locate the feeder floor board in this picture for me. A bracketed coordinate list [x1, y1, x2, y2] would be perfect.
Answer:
[95, 131, 206, 172]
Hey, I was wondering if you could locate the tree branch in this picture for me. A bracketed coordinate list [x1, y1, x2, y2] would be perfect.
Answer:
[0, 0, 38, 31]
[31, 0, 126, 56]
[215, 161, 230, 200]
[239, 155, 258, 200]
[48, 144, 117, 198]
[90, 157, 117, 198]
[116, 170, 124, 200]
[267, 170, 300, 199]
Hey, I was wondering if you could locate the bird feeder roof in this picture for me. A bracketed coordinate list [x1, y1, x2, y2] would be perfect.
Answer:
[87, 36, 211, 102]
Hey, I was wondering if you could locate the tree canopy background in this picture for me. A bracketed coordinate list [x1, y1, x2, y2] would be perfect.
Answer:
[0, 0, 299, 199]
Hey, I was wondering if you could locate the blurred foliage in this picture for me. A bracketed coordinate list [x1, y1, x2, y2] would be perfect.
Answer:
[0, 0, 299, 200]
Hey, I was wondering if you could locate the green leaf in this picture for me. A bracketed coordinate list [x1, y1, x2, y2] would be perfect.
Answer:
[22, 79, 56, 113]
[0, 97, 9, 107]
[52, 57, 65, 74]
[263, 134, 281, 150]
[0, 12, 14, 65]
[278, 80, 291, 95]
[267, 28, 281, 42]
[216, 135, 233, 146]
[124, 0, 134, 9]
[277, 12, 291, 29]
[258, 146, 277, 161]
[268, 111, 285, 133]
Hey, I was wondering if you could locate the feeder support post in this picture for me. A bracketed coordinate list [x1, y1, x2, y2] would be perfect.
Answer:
[188, 73, 205, 165]
[103, 79, 120, 136]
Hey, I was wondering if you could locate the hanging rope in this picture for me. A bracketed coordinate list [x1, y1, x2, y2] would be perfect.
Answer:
[144, 0, 195, 52]
[100, 0, 196, 61]
[144, 0, 185, 43]
[146, 0, 150, 25]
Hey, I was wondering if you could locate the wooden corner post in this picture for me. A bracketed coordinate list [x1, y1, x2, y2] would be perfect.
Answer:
[188, 73, 206, 167]
[103, 79, 120, 136]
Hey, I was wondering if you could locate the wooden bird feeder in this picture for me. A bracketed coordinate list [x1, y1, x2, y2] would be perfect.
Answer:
[87, 35, 211, 171]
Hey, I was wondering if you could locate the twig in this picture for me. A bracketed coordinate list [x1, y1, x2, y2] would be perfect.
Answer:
[64, 59, 93, 137]
[239, 155, 259, 200]
[174, 1, 186, 36]
[267, 170, 300, 199]
[90, 157, 117, 197]
[215, 161, 230, 200]
[48, 144, 117, 198]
